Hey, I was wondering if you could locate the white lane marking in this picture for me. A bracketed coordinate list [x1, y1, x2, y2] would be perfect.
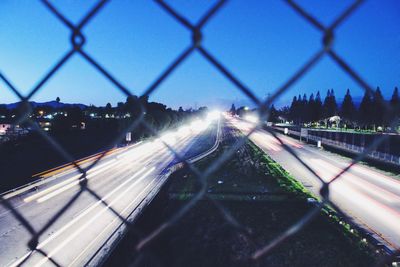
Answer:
[250, 133, 280, 152]
[311, 158, 400, 203]
[1, 150, 155, 217]
[36, 163, 120, 203]
[8, 130, 199, 267]
[8, 167, 152, 267]
[3, 142, 145, 201]
[351, 164, 400, 188]
[262, 130, 302, 148]
[6, 252, 31, 267]
[67, 176, 160, 267]
[23, 159, 118, 203]
[33, 168, 156, 267]
[0, 202, 28, 218]
[309, 160, 400, 239]
[2, 157, 118, 201]
[37, 149, 160, 203]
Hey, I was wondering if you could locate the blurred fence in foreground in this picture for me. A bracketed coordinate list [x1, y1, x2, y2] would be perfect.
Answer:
[0, 0, 399, 266]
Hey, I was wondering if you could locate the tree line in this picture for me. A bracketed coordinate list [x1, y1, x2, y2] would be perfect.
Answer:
[279, 87, 399, 129]
[229, 86, 400, 130]
[0, 95, 206, 142]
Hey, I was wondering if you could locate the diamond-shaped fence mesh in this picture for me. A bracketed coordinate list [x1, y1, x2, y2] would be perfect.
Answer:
[0, 0, 399, 266]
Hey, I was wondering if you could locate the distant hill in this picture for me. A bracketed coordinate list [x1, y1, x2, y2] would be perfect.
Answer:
[4, 101, 87, 110]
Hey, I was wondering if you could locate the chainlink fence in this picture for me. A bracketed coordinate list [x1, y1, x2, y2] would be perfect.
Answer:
[0, 0, 399, 266]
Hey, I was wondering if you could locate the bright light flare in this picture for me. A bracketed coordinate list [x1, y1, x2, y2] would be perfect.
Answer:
[177, 125, 191, 136]
[206, 110, 221, 122]
[160, 132, 176, 144]
[190, 119, 209, 132]
[244, 114, 259, 124]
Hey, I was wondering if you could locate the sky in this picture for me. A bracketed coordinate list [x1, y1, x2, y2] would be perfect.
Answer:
[0, 0, 399, 109]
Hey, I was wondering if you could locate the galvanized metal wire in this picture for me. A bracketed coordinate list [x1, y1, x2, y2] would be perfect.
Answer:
[0, 0, 398, 266]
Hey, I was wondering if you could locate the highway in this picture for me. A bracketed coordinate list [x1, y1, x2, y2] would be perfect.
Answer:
[0, 117, 219, 267]
[229, 117, 400, 251]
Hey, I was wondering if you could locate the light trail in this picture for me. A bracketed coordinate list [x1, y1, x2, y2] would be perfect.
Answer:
[229, 117, 400, 249]
[9, 167, 152, 267]
[2, 116, 218, 267]
[32, 168, 156, 267]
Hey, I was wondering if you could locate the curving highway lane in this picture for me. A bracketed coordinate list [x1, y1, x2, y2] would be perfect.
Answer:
[229, 116, 400, 252]
[0, 119, 218, 267]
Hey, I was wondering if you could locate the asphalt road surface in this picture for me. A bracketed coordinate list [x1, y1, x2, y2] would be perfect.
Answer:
[0, 119, 218, 267]
[229, 117, 400, 251]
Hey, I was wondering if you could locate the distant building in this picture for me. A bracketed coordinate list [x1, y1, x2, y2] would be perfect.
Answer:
[0, 123, 12, 135]
[0, 123, 28, 135]
[0, 122, 29, 143]
[38, 121, 52, 131]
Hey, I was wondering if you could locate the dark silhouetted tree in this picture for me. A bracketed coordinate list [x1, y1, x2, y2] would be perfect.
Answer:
[371, 87, 385, 127]
[0, 105, 9, 118]
[312, 91, 323, 122]
[125, 95, 141, 117]
[323, 89, 337, 119]
[105, 103, 112, 117]
[269, 104, 278, 122]
[340, 89, 356, 125]
[279, 106, 290, 122]
[56, 97, 60, 103]
[358, 90, 373, 128]
[306, 93, 315, 123]
[229, 104, 236, 115]
[390, 87, 400, 125]
[300, 94, 308, 123]
[289, 96, 299, 123]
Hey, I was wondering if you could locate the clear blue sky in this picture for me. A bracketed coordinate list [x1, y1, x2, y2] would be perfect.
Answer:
[0, 1, 399, 109]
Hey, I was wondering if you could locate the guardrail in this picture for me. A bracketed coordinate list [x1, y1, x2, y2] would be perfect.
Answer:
[271, 126, 400, 167]
[270, 125, 400, 260]
[307, 134, 400, 166]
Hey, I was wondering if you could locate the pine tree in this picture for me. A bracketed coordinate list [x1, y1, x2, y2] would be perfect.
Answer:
[300, 93, 308, 123]
[313, 91, 323, 122]
[358, 90, 373, 128]
[329, 89, 338, 116]
[372, 87, 385, 127]
[229, 104, 236, 115]
[269, 104, 279, 122]
[323, 89, 331, 118]
[307, 93, 315, 123]
[390, 87, 400, 107]
[323, 89, 337, 119]
[390, 87, 400, 125]
[289, 96, 299, 124]
[340, 89, 356, 124]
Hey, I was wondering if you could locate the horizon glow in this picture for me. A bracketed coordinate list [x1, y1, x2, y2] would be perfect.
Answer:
[0, 1, 399, 109]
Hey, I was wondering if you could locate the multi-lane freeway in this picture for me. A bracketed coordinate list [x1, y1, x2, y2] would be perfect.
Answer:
[229, 117, 400, 251]
[0, 117, 219, 267]
[2, 113, 399, 266]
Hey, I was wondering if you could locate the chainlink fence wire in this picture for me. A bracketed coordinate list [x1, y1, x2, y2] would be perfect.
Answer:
[0, 0, 399, 266]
